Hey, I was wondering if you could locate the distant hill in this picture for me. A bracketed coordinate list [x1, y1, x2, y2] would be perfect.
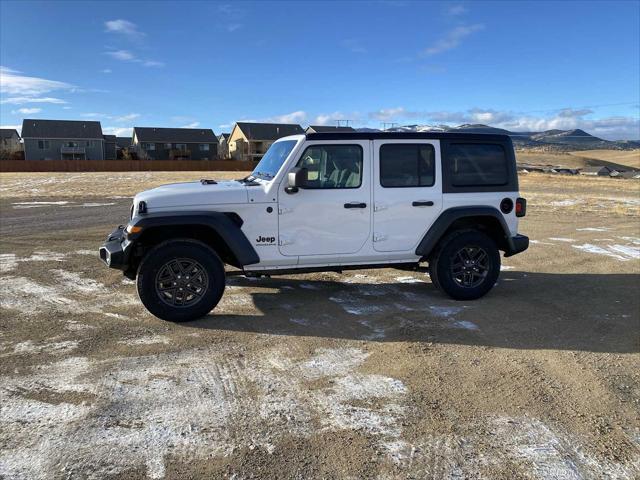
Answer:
[358, 124, 640, 151]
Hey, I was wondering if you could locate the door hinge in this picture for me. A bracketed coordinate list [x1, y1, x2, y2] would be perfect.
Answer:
[374, 203, 387, 212]
[278, 207, 292, 215]
[373, 233, 387, 242]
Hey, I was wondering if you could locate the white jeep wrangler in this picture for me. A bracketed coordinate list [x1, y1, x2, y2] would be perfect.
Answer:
[100, 132, 528, 322]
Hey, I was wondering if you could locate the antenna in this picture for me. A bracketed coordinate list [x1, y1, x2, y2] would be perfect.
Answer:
[381, 122, 398, 130]
[335, 119, 352, 127]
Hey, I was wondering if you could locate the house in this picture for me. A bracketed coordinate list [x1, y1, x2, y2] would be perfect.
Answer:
[103, 135, 117, 160]
[228, 122, 304, 161]
[305, 125, 355, 134]
[21, 119, 105, 160]
[116, 137, 132, 150]
[217, 133, 230, 159]
[580, 166, 613, 176]
[132, 127, 218, 160]
[0, 128, 22, 154]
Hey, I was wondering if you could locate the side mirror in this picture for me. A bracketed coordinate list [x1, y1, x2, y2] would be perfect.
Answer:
[287, 167, 308, 188]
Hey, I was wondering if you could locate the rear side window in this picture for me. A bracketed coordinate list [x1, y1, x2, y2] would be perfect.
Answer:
[380, 144, 435, 187]
[449, 143, 508, 186]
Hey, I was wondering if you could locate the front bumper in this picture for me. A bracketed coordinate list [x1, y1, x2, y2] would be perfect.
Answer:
[99, 226, 134, 270]
[504, 234, 529, 257]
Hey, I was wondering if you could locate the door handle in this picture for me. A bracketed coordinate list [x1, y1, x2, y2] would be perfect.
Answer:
[412, 201, 434, 207]
[344, 202, 367, 209]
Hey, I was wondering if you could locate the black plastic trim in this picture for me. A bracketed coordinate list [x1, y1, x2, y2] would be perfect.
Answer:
[415, 206, 527, 258]
[126, 211, 260, 266]
[305, 132, 511, 142]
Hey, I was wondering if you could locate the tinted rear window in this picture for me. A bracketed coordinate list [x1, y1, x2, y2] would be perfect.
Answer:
[380, 144, 435, 187]
[449, 143, 508, 186]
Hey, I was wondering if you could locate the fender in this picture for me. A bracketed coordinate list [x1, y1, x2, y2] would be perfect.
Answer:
[128, 210, 260, 266]
[415, 206, 517, 258]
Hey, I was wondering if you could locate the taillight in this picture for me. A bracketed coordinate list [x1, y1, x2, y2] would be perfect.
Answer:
[515, 197, 526, 217]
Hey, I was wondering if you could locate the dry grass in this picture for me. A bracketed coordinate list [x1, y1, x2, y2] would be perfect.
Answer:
[569, 149, 640, 169]
[517, 149, 640, 171]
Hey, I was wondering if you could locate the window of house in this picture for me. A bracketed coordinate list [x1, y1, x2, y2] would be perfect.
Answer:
[448, 143, 508, 186]
[199, 144, 210, 151]
[38, 140, 50, 149]
[379, 144, 435, 187]
[142, 143, 155, 151]
[295, 144, 363, 189]
[175, 143, 187, 151]
[164, 143, 172, 149]
[86, 141, 92, 147]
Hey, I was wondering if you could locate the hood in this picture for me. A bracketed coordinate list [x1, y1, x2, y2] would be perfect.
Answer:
[134, 180, 249, 211]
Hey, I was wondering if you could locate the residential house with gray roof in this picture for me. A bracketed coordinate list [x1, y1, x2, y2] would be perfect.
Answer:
[21, 119, 105, 160]
[132, 127, 218, 160]
[228, 122, 304, 161]
[0, 128, 22, 154]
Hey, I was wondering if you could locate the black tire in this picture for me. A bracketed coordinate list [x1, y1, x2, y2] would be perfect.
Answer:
[136, 239, 225, 322]
[430, 230, 500, 301]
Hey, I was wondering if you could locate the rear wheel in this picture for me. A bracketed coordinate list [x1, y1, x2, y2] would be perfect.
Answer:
[430, 230, 500, 300]
[136, 239, 225, 322]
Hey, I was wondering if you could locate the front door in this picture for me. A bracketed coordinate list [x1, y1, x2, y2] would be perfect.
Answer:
[278, 141, 371, 257]
[372, 139, 443, 252]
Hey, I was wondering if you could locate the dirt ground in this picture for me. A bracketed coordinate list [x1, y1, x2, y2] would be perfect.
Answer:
[0, 171, 639, 479]
[517, 149, 640, 171]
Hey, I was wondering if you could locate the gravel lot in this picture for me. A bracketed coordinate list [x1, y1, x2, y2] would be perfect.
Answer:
[0, 172, 639, 479]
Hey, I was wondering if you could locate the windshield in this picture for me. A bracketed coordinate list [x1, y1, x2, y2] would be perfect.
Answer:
[251, 140, 298, 180]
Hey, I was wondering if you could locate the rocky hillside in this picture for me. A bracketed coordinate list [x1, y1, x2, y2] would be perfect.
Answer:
[371, 124, 640, 151]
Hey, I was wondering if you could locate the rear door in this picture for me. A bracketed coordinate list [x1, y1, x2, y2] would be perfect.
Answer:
[277, 141, 371, 257]
[372, 139, 442, 252]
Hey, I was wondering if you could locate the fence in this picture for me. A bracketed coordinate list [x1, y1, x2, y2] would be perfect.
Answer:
[0, 159, 260, 172]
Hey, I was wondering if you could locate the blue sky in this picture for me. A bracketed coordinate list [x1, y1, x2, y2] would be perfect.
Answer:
[1, 0, 639, 139]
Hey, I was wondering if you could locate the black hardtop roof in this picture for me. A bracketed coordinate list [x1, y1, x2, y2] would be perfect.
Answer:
[305, 131, 512, 142]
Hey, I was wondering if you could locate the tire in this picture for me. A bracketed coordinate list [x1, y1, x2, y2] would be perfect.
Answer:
[430, 230, 500, 301]
[136, 239, 225, 322]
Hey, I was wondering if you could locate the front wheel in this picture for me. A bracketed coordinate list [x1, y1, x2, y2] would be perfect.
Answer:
[136, 239, 226, 322]
[430, 230, 500, 301]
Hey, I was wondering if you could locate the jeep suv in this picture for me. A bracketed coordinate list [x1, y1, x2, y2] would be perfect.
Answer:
[100, 132, 528, 322]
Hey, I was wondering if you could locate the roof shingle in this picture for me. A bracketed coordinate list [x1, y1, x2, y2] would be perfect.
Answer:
[235, 122, 304, 140]
[133, 127, 218, 143]
[21, 119, 103, 139]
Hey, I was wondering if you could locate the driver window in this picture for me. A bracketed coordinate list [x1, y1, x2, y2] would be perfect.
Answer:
[295, 145, 363, 189]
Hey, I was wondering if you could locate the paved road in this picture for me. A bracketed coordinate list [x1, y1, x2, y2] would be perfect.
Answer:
[0, 198, 131, 237]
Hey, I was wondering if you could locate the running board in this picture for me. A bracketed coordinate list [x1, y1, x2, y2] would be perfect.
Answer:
[228, 262, 427, 278]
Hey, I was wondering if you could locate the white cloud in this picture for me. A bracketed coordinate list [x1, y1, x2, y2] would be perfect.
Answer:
[369, 107, 407, 121]
[143, 60, 165, 68]
[105, 19, 145, 38]
[267, 111, 308, 124]
[423, 24, 484, 55]
[105, 50, 136, 61]
[102, 126, 134, 137]
[12, 107, 41, 115]
[447, 4, 467, 15]
[181, 122, 200, 128]
[115, 113, 140, 123]
[0, 66, 73, 96]
[102, 69, 112, 74]
[227, 24, 242, 32]
[342, 39, 367, 54]
[0, 96, 67, 105]
[62, 106, 72, 110]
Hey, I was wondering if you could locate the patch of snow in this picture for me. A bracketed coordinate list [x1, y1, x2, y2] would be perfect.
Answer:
[0, 276, 78, 314]
[548, 237, 575, 242]
[12, 201, 72, 209]
[12, 340, 78, 355]
[429, 306, 464, 317]
[576, 227, 609, 232]
[299, 283, 320, 290]
[118, 335, 170, 346]
[74, 249, 97, 256]
[24, 251, 66, 262]
[530, 240, 555, 246]
[289, 318, 311, 326]
[329, 292, 383, 315]
[450, 320, 479, 331]
[608, 244, 640, 260]
[0, 253, 18, 273]
[76, 202, 117, 208]
[550, 199, 582, 207]
[618, 236, 640, 245]
[395, 276, 425, 284]
[52, 269, 105, 294]
[500, 265, 514, 271]
[572, 244, 635, 261]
